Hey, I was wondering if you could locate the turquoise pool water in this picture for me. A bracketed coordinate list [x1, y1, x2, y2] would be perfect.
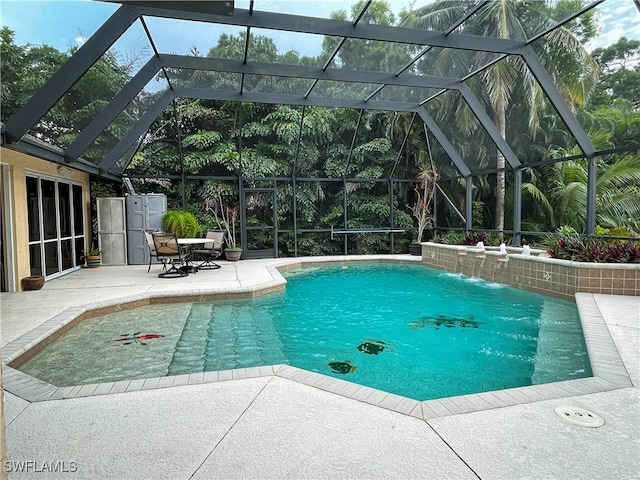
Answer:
[19, 263, 591, 400]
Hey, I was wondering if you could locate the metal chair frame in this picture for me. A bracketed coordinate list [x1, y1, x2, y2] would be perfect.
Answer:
[143, 229, 165, 273]
[191, 230, 224, 270]
[151, 232, 191, 278]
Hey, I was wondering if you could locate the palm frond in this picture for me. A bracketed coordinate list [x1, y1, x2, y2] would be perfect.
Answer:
[522, 182, 555, 224]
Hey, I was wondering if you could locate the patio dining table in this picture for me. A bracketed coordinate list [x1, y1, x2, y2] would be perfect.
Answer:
[177, 238, 206, 273]
[177, 238, 207, 246]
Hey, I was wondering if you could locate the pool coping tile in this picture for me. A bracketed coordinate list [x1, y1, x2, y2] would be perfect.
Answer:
[349, 385, 379, 403]
[93, 382, 116, 396]
[333, 379, 362, 398]
[361, 388, 389, 407]
[109, 380, 131, 395]
[172, 374, 191, 386]
[394, 397, 421, 416]
[202, 371, 220, 383]
[124, 378, 146, 393]
[142, 377, 161, 390]
[217, 369, 234, 382]
[1, 259, 634, 420]
[48, 386, 75, 401]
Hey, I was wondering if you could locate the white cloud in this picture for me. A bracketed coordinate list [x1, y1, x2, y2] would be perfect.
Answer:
[587, 0, 640, 50]
[612, 4, 633, 15]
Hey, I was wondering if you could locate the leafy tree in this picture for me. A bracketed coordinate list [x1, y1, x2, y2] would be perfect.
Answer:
[0, 27, 68, 122]
[323, 1, 412, 78]
[403, 0, 598, 237]
[543, 0, 598, 44]
[592, 37, 640, 71]
[1, 25, 150, 160]
[590, 37, 640, 109]
[11, 2, 634, 254]
[524, 154, 640, 233]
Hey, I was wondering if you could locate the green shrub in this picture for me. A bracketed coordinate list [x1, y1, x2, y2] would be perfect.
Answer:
[162, 210, 201, 238]
[545, 233, 640, 263]
[462, 232, 486, 245]
[436, 231, 465, 245]
[559, 225, 577, 235]
[485, 232, 504, 246]
[610, 226, 633, 237]
[472, 201, 484, 229]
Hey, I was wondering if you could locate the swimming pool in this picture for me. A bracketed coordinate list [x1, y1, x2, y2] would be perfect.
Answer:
[18, 263, 591, 401]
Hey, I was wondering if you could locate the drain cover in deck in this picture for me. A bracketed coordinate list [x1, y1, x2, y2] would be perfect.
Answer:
[554, 405, 605, 427]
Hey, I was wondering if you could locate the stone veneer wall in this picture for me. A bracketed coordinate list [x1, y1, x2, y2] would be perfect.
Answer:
[421, 242, 639, 301]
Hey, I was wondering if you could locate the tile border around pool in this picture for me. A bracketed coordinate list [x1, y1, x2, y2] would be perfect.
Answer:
[1, 259, 634, 420]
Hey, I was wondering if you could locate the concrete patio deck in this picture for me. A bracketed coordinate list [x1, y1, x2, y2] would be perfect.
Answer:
[1, 256, 638, 479]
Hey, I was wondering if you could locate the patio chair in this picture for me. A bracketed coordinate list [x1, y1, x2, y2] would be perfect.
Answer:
[151, 232, 191, 278]
[191, 230, 224, 270]
[143, 229, 164, 273]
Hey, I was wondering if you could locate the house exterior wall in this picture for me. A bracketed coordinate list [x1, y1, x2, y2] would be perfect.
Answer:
[0, 147, 91, 292]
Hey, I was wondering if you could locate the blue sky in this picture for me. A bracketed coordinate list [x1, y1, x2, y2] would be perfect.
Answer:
[1, 0, 638, 57]
[588, 0, 640, 49]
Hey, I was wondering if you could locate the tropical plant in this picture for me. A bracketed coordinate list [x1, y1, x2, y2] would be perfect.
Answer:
[8, 2, 630, 259]
[162, 210, 201, 238]
[402, 0, 599, 236]
[410, 161, 438, 244]
[596, 225, 633, 237]
[82, 244, 103, 257]
[545, 232, 640, 263]
[204, 184, 241, 250]
[461, 232, 486, 246]
[523, 153, 640, 233]
[434, 231, 465, 245]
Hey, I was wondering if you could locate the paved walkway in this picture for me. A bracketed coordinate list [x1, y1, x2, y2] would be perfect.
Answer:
[1, 256, 638, 479]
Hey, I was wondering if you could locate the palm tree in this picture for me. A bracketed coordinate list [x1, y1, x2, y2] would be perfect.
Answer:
[523, 153, 640, 233]
[402, 0, 598, 235]
[522, 96, 640, 234]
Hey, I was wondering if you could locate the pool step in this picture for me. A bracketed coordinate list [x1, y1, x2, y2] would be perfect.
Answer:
[532, 299, 590, 384]
[253, 309, 289, 367]
[167, 303, 213, 376]
[204, 304, 288, 371]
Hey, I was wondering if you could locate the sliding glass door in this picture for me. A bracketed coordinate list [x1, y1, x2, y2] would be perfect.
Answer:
[26, 174, 85, 278]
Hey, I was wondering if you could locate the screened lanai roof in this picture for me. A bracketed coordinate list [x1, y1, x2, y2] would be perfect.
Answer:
[2, 0, 606, 183]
